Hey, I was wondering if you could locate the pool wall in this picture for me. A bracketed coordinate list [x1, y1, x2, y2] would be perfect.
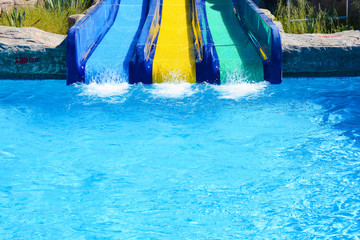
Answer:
[281, 28, 360, 77]
[0, 26, 67, 79]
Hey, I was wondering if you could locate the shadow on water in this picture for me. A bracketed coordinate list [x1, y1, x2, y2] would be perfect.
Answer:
[284, 77, 360, 145]
[317, 81, 360, 145]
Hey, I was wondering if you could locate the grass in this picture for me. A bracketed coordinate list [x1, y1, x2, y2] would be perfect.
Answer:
[3, 8, 26, 28]
[274, 0, 353, 34]
[0, 0, 92, 34]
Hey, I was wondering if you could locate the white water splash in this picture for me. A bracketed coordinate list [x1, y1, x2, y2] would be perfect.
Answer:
[150, 82, 197, 99]
[77, 70, 130, 98]
[148, 69, 198, 98]
[80, 81, 130, 98]
[214, 81, 268, 100]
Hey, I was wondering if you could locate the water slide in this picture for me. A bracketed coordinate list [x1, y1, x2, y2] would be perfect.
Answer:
[129, 0, 281, 84]
[67, 0, 148, 84]
[206, 0, 264, 83]
[231, 0, 282, 83]
[67, 0, 282, 85]
[85, 0, 148, 83]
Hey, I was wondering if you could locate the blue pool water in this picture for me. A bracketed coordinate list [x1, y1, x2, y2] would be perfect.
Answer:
[1, 77, 360, 238]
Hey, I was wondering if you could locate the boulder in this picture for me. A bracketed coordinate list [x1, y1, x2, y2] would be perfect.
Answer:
[83, 0, 101, 14]
[0, 0, 14, 12]
[0, 26, 67, 79]
[260, 8, 276, 21]
[0, 0, 37, 12]
[261, 9, 360, 78]
[68, 14, 85, 30]
[68, 0, 101, 30]
[14, 0, 37, 8]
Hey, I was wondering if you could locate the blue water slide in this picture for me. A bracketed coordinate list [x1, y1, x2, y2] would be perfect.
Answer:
[129, 0, 162, 84]
[232, 0, 282, 84]
[192, 0, 220, 84]
[67, 0, 149, 85]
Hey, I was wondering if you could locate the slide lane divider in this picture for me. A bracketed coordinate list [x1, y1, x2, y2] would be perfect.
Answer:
[192, 0, 220, 84]
[129, 0, 163, 84]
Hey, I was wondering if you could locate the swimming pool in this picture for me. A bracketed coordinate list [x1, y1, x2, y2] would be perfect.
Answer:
[1, 77, 360, 238]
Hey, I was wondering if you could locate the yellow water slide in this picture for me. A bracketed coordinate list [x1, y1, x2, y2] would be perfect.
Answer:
[152, 0, 196, 83]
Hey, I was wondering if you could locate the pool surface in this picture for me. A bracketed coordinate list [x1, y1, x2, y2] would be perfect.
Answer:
[1, 77, 360, 238]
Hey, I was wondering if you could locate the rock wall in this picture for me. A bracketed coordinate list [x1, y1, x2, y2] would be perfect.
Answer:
[0, 0, 101, 80]
[261, 9, 360, 77]
[279, 23, 360, 77]
[0, 26, 66, 79]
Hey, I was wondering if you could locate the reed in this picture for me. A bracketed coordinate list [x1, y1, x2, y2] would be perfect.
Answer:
[3, 8, 26, 27]
[0, 0, 92, 34]
[275, 0, 352, 34]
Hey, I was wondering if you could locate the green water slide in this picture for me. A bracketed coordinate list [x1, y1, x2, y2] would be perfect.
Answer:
[205, 0, 264, 83]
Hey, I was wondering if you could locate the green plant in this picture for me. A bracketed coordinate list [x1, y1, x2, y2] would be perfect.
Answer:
[0, 0, 92, 34]
[353, 0, 360, 8]
[42, 0, 92, 12]
[3, 8, 26, 27]
[275, 0, 352, 34]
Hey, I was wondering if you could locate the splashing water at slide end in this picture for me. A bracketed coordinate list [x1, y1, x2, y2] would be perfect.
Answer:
[80, 75, 268, 101]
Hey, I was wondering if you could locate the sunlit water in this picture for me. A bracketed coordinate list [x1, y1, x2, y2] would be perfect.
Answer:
[1, 78, 360, 239]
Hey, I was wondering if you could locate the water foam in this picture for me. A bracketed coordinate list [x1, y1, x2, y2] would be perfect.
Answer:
[80, 82, 130, 98]
[150, 82, 197, 99]
[77, 68, 267, 101]
[213, 70, 268, 100]
[78, 72, 130, 102]
[214, 81, 268, 100]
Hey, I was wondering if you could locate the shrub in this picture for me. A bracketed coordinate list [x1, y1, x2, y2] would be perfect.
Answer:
[275, 0, 353, 34]
[0, 0, 92, 34]
[43, 0, 92, 13]
[3, 8, 26, 27]
[353, 0, 360, 8]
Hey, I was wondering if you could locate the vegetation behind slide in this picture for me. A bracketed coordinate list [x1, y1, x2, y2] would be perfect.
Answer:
[0, 0, 358, 35]
[0, 0, 92, 34]
[270, 0, 359, 34]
